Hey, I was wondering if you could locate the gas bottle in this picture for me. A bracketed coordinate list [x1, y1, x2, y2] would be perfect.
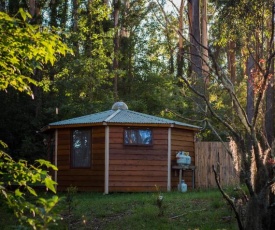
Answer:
[178, 180, 187, 192]
[176, 151, 191, 165]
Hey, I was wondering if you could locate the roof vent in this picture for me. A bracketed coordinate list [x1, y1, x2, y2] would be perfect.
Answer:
[112, 101, 128, 110]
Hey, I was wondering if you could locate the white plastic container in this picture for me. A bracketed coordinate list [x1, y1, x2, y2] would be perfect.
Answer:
[176, 151, 191, 165]
[178, 180, 187, 192]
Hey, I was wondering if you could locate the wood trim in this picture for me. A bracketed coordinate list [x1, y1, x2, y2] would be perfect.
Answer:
[45, 123, 200, 132]
[167, 127, 171, 191]
[104, 126, 109, 194]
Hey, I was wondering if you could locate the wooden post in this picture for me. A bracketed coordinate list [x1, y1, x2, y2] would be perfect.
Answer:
[167, 127, 171, 191]
[104, 126, 110, 194]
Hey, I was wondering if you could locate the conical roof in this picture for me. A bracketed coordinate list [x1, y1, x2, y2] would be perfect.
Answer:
[42, 102, 200, 131]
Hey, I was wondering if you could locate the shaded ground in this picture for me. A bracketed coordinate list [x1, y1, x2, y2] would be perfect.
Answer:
[1, 189, 239, 229]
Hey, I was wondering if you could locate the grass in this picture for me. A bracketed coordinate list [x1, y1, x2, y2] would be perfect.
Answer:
[0, 188, 239, 230]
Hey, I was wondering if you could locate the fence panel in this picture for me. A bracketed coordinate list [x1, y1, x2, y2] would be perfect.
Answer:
[195, 142, 239, 188]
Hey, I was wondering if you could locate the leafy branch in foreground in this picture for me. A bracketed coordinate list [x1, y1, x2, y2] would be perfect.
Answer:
[0, 149, 60, 229]
[0, 9, 73, 96]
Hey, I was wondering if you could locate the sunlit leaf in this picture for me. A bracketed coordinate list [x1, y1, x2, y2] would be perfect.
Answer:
[26, 186, 37, 196]
[15, 189, 24, 197]
[44, 177, 57, 194]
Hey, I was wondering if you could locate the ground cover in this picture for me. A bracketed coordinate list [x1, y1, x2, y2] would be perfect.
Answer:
[0, 188, 239, 230]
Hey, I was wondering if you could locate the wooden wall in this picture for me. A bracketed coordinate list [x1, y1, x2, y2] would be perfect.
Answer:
[108, 126, 168, 192]
[56, 127, 105, 192]
[195, 142, 239, 188]
[53, 125, 198, 192]
[171, 129, 196, 191]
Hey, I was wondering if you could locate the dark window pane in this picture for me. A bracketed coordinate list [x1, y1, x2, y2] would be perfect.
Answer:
[139, 130, 152, 144]
[124, 129, 152, 145]
[72, 129, 91, 168]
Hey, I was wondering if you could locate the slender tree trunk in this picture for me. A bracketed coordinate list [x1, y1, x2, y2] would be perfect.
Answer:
[119, 0, 132, 96]
[8, 0, 19, 16]
[201, 0, 209, 77]
[177, 0, 184, 79]
[189, 0, 201, 77]
[113, 0, 120, 101]
[187, 0, 192, 76]
[29, 0, 35, 17]
[265, 17, 274, 147]
[60, 0, 68, 28]
[72, 0, 79, 56]
[265, 69, 274, 147]
[49, 0, 58, 27]
[85, 0, 93, 57]
[0, 0, 6, 12]
[165, 24, 174, 74]
[28, 0, 41, 24]
[228, 41, 236, 84]
[246, 55, 254, 124]
[188, 0, 205, 114]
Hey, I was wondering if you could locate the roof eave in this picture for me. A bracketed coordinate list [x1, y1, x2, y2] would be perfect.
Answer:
[41, 122, 104, 132]
[42, 122, 201, 132]
[173, 124, 201, 131]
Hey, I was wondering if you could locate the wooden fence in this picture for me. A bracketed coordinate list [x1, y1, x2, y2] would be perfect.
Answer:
[195, 141, 239, 188]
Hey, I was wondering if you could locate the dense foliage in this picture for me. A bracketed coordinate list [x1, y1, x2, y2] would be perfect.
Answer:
[0, 7, 71, 229]
[0, 144, 59, 229]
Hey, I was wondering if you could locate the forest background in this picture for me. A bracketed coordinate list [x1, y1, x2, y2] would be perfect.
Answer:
[1, 0, 273, 160]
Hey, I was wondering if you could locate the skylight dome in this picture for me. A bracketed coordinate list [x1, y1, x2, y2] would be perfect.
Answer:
[112, 101, 128, 110]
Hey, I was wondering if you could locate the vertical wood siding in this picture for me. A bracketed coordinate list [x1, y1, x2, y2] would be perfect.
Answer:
[56, 127, 105, 192]
[195, 142, 239, 188]
[171, 129, 196, 191]
[109, 126, 168, 192]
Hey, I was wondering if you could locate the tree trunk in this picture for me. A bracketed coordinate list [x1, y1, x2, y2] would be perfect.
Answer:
[201, 0, 209, 77]
[228, 41, 236, 84]
[177, 0, 184, 79]
[244, 195, 268, 230]
[8, 0, 20, 16]
[265, 73, 274, 147]
[189, 0, 201, 77]
[232, 137, 274, 230]
[246, 55, 254, 124]
[72, 0, 79, 56]
[29, 0, 36, 17]
[113, 0, 120, 101]
[0, 0, 6, 12]
[265, 22, 274, 146]
[49, 0, 58, 27]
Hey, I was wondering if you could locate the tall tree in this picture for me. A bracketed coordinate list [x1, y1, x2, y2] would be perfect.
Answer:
[181, 0, 275, 229]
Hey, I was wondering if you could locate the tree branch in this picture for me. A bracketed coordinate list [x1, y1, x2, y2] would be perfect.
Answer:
[212, 165, 244, 230]
[181, 76, 239, 139]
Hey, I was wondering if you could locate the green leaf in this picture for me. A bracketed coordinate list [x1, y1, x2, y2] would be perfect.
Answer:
[18, 8, 27, 21]
[18, 8, 31, 21]
[0, 186, 7, 198]
[15, 188, 24, 197]
[44, 177, 57, 193]
[26, 185, 37, 196]
[35, 159, 58, 171]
